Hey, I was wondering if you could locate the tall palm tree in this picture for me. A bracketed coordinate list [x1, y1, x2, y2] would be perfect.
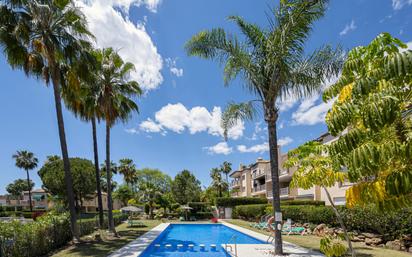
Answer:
[0, 0, 93, 240]
[118, 158, 138, 190]
[94, 48, 142, 234]
[220, 161, 232, 184]
[12, 150, 38, 212]
[210, 168, 227, 198]
[63, 60, 106, 229]
[186, 1, 343, 253]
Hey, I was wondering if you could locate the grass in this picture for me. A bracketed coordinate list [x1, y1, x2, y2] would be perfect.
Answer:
[51, 220, 162, 257]
[226, 219, 412, 257]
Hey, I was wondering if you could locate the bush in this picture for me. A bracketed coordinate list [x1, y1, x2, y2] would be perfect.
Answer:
[234, 204, 269, 220]
[216, 197, 268, 207]
[188, 202, 210, 212]
[194, 212, 214, 220]
[0, 212, 128, 257]
[281, 200, 325, 206]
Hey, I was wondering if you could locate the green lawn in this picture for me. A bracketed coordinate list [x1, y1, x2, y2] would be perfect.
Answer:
[226, 219, 412, 257]
[51, 220, 162, 257]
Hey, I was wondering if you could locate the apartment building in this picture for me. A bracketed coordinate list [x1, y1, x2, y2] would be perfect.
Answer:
[229, 132, 351, 206]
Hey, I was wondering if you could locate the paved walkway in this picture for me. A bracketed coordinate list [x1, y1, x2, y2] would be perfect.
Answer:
[108, 223, 170, 257]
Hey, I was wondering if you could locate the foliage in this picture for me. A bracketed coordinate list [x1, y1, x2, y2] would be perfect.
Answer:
[171, 170, 202, 204]
[136, 168, 171, 218]
[6, 179, 34, 199]
[215, 197, 267, 207]
[0, 212, 127, 257]
[284, 141, 346, 189]
[12, 151, 38, 171]
[234, 204, 268, 220]
[118, 158, 138, 187]
[38, 157, 96, 208]
[320, 235, 348, 257]
[113, 185, 134, 206]
[220, 161, 232, 182]
[281, 200, 325, 206]
[100, 161, 118, 192]
[188, 202, 211, 212]
[323, 33, 412, 209]
[210, 167, 228, 198]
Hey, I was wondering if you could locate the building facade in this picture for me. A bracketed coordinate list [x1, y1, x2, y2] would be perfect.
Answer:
[229, 133, 351, 206]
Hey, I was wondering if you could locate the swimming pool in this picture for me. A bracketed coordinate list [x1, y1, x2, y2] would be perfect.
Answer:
[139, 224, 267, 257]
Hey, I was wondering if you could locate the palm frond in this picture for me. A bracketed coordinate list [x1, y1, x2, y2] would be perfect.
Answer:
[221, 101, 258, 140]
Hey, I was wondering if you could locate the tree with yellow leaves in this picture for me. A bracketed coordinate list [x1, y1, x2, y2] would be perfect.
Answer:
[323, 33, 412, 209]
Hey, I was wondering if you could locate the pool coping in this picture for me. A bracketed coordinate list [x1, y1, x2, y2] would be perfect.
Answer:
[108, 223, 170, 257]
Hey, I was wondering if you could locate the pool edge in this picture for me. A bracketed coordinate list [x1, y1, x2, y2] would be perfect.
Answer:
[108, 223, 170, 257]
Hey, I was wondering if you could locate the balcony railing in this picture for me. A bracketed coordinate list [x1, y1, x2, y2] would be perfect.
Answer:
[252, 169, 266, 179]
[252, 184, 266, 192]
[266, 187, 289, 198]
[230, 180, 241, 188]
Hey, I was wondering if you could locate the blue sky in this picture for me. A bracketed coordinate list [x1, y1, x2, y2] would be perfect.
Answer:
[0, 0, 411, 193]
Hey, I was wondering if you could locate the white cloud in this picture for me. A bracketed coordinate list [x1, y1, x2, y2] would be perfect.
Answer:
[339, 20, 357, 36]
[292, 96, 334, 126]
[278, 137, 293, 146]
[392, 0, 412, 10]
[237, 142, 269, 154]
[75, 0, 163, 91]
[139, 118, 163, 133]
[166, 58, 184, 77]
[138, 103, 245, 139]
[125, 128, 139, 134]
[204, 142, 233, 155]
[277, 96, 299, 112]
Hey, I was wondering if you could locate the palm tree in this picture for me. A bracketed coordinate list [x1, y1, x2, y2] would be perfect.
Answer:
[210, 168, 228, 198]
[0, 0, 93, 240]
[94, 48, 142, 234]
[63, 65, 106, 229]
[12, 150, 38, 212]
[118, 158, 138, 190]
[186, 1, 343, 253]
[220, 161, 232, 184]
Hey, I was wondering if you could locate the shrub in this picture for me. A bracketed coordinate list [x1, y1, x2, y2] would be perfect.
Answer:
[0, 212, 128, 257]
[188, 202, 210, 212]
[234, 204, 269, 220]
[281, 200, 325, 206]
[215, 197, 267, 207]
[194, 212, 214, 220]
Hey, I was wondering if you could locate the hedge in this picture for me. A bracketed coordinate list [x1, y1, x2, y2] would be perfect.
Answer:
[233, 204, 268, 220]
[281, 200, 325, 206]
[215, 197, 268, 207]
[194, 212, 214, 220]
[0, 212, 128, 257]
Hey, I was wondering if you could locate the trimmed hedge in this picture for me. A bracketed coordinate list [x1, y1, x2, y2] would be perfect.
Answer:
[194, 212, 214, 220]
[281, 200, 325, 206]
[233, 204, 268, 220]
[216, 197, 268, 207]
[0, 212, 128, 257]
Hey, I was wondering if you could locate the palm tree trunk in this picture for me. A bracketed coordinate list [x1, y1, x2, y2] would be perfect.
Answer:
[105, 121, 116, 234]
[323, 187, 356, 257]
[25, 169, 33, 212]
[51, 69, 79, 241]
[92, 117, 104, 229]
[266, 107, 283, 255]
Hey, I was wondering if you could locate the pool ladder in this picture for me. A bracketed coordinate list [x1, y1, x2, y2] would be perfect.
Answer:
[224, 235, 238, 257]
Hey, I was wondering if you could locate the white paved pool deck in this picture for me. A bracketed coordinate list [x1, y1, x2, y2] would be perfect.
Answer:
[108, 221, 324, 257]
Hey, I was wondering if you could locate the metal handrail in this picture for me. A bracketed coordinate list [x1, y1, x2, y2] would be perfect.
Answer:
[225, 235, 238, 257]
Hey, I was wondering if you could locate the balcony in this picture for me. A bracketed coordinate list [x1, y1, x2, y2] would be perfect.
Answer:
[252, 169, 266, 179]
[230, 180, 241, 188]
[266, 187, 289, 198]
[252, 184, 266, 192]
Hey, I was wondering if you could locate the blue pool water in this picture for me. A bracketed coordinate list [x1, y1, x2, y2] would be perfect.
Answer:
[139, 224, 266, 257]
